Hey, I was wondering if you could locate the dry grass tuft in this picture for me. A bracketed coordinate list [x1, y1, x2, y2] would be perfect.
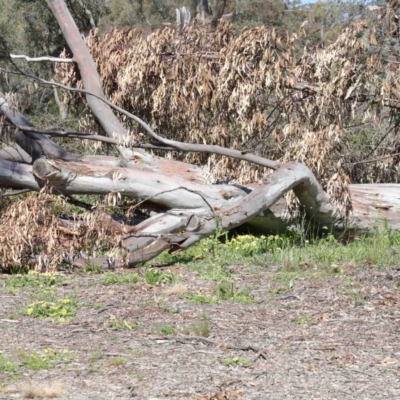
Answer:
[22, 381, 65, 399]
[163, 282, 188, 296]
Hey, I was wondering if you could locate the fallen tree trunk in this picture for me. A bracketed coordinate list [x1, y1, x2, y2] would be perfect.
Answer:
[0, 0, 399, 270]
[1, 149, 399, 267]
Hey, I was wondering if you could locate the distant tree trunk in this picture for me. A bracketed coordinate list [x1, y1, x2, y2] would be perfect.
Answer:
[75, 0, 97, 30]
[196, 0, 212, 22]
[53, 87, 68, 119]
[211, 0, 227, 28]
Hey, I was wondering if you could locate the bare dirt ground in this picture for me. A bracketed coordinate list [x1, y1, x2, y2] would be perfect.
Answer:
[1, 262, 400, 400]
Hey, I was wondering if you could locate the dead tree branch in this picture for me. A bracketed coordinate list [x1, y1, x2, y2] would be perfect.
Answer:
[10, 54, 74, 63]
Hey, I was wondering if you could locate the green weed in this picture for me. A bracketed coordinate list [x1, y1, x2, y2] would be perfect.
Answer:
[4, 287, 18, 295]
[22, 296, 77, 323]
[291, 315, 312, 325]
[144, 269, 175, 285]
[221, 357, 251, 367]
[185, 314, 210, 337]
[197, 265, 231, 281]
[186, 294, 219, 304]
[347, 288, 366, 307]
[214, 282, 254, 303]
[160, 306, 179, 313]
[107, 317, 137, 330]
[0, 353, 18, 374]
[88, 350, 102, 364]
[100, 272, 139, 285]
[110, 357, 127, 366]
[156, 324, 176, 335]
[85, 263, 103, 273]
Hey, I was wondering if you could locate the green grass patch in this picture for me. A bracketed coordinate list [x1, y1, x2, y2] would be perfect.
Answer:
[156, 324, 176, 335]
[4, 271, 66, 288]
[16, 348, 73, 371]
[84, 263, 103, 274]
[197, 265, 232, 281]
[186, 294, 219, 304]
[88, 350, 102, 364]
[100, 272, 139, 285]
[221, 356, 252, 367]
[148, 229, 400, 273]
[107, 317, 137, 330]
[184, 314, 210, 337]
[110, 357, 127, 366]
[6, 348, 74, 373]
[291, 314, 312, 325]
[143, 269, 175, 285]
[214, 282, 254, 303]
[0, 353, 18, 374]
[186, 283, 253, 304]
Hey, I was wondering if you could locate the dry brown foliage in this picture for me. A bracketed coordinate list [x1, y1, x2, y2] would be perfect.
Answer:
[0, 192, 123, 271]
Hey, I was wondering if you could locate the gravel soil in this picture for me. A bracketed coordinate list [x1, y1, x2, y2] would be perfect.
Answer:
[1, 263, 400, 400]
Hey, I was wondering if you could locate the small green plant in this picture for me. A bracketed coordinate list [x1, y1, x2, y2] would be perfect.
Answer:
[87, 349, 103, 372]
[136, 372, 144, 382]
[89, 350, 102, 364]
[221, 357, 251, 367]
[107, 317, 137, 330]
[197, 265, 231, 281]
[144, 269, 175, 285]
[110, 357, 127, 366]
[160, 306, 179, 313]
[0, 353, 18, 374]
[156, 324, 176, 335]
[100, 272, 139, 285]
[291, 315, 312, 325]
[269, 280, 295, 295]
[85, 263, 103, 273]
[86, 365, 102, 373]
[187, 314, 210, 337]
[215, 282, 235, 300]
[93, 303, 105, 310]
[214, 282, 253, 303]
[349, 288, 366, 307]
[186, 294, 219, 304]
[22, 297, 77, 323]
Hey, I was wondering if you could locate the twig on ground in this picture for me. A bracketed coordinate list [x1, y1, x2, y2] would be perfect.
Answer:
[153, 335, 268, 360]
